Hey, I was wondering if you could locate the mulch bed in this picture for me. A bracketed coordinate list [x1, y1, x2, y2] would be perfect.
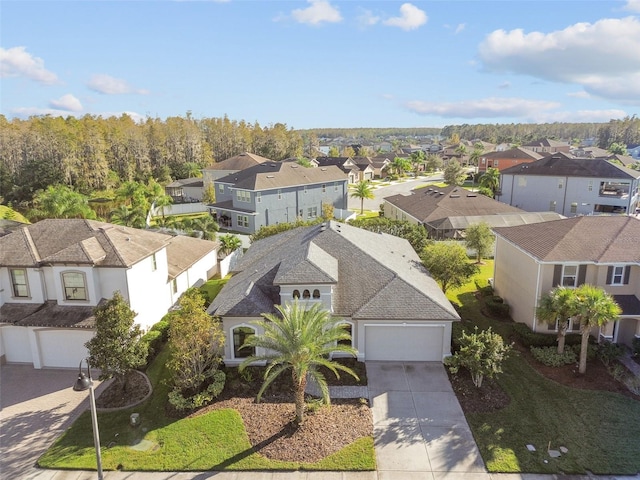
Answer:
[448, 369, 511, 413]
[95, 370, 151, 409]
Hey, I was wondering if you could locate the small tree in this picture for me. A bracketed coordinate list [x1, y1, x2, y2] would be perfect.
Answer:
[446, 327, 511, 388]
[425, 154, 444, 173]
[443, 160, 466, 186]
[350, 180, 375, 215]
[479, 167, 500, 198]
[420, 242, 478, 293]
[536, 287, 576, 354]
[202, 182, 216, 204]
[322, 202, 334, 220]
[86, 291, 146, 390]
[167, 288, 226, 411]
[465, 222, 494, 264]
[219, 233, 242, 256]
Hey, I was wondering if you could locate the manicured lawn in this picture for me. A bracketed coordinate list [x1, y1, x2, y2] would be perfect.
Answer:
[447, 260, 640, 474]
[38, 344, 375, 472]
[199, 276, 230, 303]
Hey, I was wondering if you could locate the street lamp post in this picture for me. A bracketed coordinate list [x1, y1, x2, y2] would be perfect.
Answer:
[73, 358, 104, 480]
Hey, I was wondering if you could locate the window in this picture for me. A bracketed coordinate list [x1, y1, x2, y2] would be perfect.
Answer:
[588, 180, 593, 192]
[304, 186, 308, 194]
[570, 202, 578, 214]
[236, 190, 251, 202]
[10, 269, 29, 297]
[62, 272, 87, 301]
[558, 178, 564, 189]
[303, 289, 310, 299]
[256, 192, 261, 203]
[278, 189, 282, 200]
[172, 278, 177, 294]
[549, 200, 557, 212]
[237, 215, 249, 228]
[322, 184, 326, 193]
[494, 160, 499, 167]
[151, 253, 157, 271]
[562, 265, 578, 287]
[307, 206, 318, 218]
[334, 182, 339, 192]
[232, 326, 255, 358]
[293, 289, 300, 299]
[218, 184, 224, 193]
[518, 177, 527, 187]
[312, 289, 320, 299]
[608, 265, 629, 285]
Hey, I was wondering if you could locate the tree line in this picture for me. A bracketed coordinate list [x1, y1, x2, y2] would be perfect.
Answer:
[0, 114, 303, 204]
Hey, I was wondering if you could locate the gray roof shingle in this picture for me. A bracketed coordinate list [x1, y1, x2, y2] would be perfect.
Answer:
[215, 162, 347, 190]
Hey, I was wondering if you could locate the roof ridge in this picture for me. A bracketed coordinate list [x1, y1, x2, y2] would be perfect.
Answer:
[99, 228, 128, 267]
[22, 226, 41, 263]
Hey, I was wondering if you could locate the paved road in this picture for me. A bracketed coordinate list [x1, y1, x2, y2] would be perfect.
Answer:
[347, 175, 443, 213]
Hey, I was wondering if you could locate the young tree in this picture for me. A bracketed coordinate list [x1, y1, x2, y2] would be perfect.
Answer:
[608, 142, 627, 155]
[425, 153, 444, 173]
[536, 287, 576, 354]
[321, 202, 334, 220]
[328, 146, 340, 157]
[167, 288, 226, 410]
[420, 242, 478, 293]
[409, 150, 426, 177]
[479, 167, 500, 198]
[573, 284, 622, 374]
[443, 160, 466, 186]
[218, 233, 243, 256]
[202, 182, 216, 204]
[350, 180, 375, 214]
[465, 222, 494, 264]
[446, 327, 511, 388]
[349, 217, 430, 253]
[389, 157, 411, 177]
[86, 291, 146, 390]
[240, 301, 358, 425]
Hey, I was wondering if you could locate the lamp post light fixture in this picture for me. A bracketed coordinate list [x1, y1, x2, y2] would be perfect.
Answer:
[73, 358, 104, 480]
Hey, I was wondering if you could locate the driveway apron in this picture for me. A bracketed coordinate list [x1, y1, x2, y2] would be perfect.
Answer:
[367, 361, 487, 477]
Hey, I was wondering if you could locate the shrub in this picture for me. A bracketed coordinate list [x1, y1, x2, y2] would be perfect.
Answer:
[475, 279, 493, 297]
[530, 346, 577, 367]
[151, 319, 170, 342]
[512, 323, 585, 349]
[596, 341, 625, 366]
[570, 342, 598, 361]
[140, 330, 162, 363]
[485, 295, 510, 318]
[168, 370, 226, 412]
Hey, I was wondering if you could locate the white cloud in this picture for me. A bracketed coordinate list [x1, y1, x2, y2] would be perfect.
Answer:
[0, 46, 58, 84]
[478, 17, 640, 104]
[290, 0, 342, 25]
[383, 3, 427, 31]
[404, 97, 560, 118]
[567, 91, 591, 98]
[454, 23, 466, 34]
[624, 0, 640, 12]
[49, 94, 83, 112]
[357, 8, 380, 27]
[87, 74, 149, 95]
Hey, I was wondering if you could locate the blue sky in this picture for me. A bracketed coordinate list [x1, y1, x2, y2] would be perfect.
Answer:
[1, 0, 639, 129]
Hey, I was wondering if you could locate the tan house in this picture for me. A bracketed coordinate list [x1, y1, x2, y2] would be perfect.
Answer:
[478, 147, 543, 173]
[493, 216, 640, 346]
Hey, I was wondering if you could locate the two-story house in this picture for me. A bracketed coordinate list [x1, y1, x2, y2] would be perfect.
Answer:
[0, 219, 218, 368]
[207, 221, 459, 365]
[202, 152, 271, 187]
[209, 161, 348, 234]
[312, 157, 373, 184]
[521, 138, 571, 154]
[497, 156, 640, 216]
[478, 147, 543, 173]
[492, 216, 640, 346]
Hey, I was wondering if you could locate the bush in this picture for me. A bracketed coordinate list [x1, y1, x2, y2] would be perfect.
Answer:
[596, 341, 625, 366]
[140, 330, 162, 362]
[570, 342, 598, 361]
[485, 295, 510, 318]
[168, 370, 226, 412]
[512, 323, 584, 348]
[151, 319, 170, 342]
[530, 346, 577, 367]
[475, 279, 493, 297]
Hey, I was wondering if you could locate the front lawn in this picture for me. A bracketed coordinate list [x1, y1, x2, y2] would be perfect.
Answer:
[446, 260, 640, 474]
[38, 346, 375, 472]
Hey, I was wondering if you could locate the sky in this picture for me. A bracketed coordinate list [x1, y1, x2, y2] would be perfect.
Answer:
[1, 0, 640, 129]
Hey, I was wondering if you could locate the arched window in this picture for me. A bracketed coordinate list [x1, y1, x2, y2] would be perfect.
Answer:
[312, 289, 320, 299]
[293, 289, 300, 299]
[303, 289, 310, 299]
[232, 326, 256, 358]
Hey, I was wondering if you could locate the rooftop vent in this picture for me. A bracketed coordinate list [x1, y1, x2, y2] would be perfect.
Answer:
[439, 192, 445, 195]
[466, 194, 477, 197]
[450, 194, 460, 198]
[266, 175, 275, 178]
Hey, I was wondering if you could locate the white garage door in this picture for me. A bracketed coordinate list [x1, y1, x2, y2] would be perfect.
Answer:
[0, 326, 33, 364]
[365, 325, 444, 361]
[38, 329, 93, 368]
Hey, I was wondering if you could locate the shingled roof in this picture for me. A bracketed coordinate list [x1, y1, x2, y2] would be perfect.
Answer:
[208, 221, 459, 321]
[500, 156, 640, 178]
[215, 161, 347, 190]
[493, 216, 640, 263]
[202, 152, 271, 171]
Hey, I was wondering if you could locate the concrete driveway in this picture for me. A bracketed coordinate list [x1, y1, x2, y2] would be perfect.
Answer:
[367, 361, 487, 477]
[0, 364, 105, 480]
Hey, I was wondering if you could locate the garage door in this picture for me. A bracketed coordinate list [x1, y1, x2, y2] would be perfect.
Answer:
[38, 329, 93, 368]
[365, 325, 444, 361]
[0, 326, 33, 364]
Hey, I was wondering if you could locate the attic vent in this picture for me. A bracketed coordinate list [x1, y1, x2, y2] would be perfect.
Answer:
[266, 175, 275, 178]
[291, 164, 298, 168]
[321, 168, 327, 171]
[467, 194, 477, 197]
[450, 194, 460, 198]
[439, 192, 445, 195]
[270, 163, 277, 167]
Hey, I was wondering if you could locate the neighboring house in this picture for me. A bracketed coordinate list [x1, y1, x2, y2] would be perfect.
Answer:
[571, 146, 610, 158]
[492, 216, 640, 346]
[0, 219, 218, 368]
[209, 161, 348, 234]
[369, 156, 391, 178]
[207, 221, 460, 365]
[350, 157, 377, 181]
[521, 138, 571, 154]
[313, 157, 372, 183]
[478, 147, 543, 173]
[628, 145, 640, 160]
[497, 156, 640, 216]
[165, 177, 204, 202]
[383, 185, 563, 239]
[202, 152, 271, 186]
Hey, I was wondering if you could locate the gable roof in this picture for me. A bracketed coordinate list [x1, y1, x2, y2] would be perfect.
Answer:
[493, 216, 640, 263]
[215, 161, 347, 190]
[0, 219, 217, 276]
[500, 156, 640, 179]
[482, 147, 543, 161]
[522, 138, 570, 148]
[208, 221, 459, 321]
[202, 152, 271, 171]
[384, 185, 523, 224]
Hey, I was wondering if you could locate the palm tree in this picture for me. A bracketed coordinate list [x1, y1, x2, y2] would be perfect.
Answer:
[389, 157, 411, 177]
[218, 233, 242, 256]
[28, 185, 96, 221]
[479, 167, 500, 198]
[350, 181, 375, 214]
[188, 215, 220, 240]
[110, 205, 146, 228]
[536, 287, 576, 354]
[573, 284, 622, 374]
[239, 301, 358, 425]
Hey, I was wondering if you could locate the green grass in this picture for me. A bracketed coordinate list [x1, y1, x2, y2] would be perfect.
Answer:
[446, 260, 640, 473]
[0, 205, 29, 223]
[199, 276, 230, 303]
[38, 340, 375, 473]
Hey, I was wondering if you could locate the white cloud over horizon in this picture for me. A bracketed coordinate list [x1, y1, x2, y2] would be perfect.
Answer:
[478, 17, 640, 104]
[383, 3, 427, 31]
[87, 74, 149, 95]
[0, 46, 58, 85]
[49, 94, 83, 112]
[289, 0, 342, 25]
[404, 97, 560, 118]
